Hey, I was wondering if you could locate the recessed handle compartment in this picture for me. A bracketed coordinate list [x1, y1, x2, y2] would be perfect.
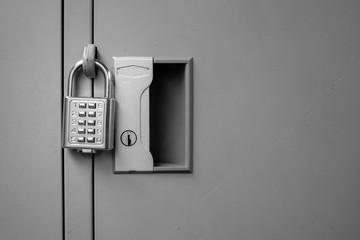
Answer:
[113, 57, 193, 173]
[151, 58, 193, 173]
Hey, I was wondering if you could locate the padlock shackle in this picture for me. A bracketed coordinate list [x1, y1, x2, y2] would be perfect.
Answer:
[67, 59, 113, 98]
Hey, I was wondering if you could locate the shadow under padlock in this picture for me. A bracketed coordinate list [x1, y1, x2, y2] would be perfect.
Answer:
[113, 57, 193, 173]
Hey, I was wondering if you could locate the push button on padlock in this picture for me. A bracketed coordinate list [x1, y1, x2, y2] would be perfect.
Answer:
[78, 120, 86, 125]
[79, 102, 87, 108]
[87, 129, 95, 134]
[88, 103, 96, 109]
[88, 120, 95, 126]
[78, 128, 85, 134]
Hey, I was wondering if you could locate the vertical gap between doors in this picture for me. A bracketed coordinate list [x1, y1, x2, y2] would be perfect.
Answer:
[91, 1, 95, 240]
[60, 0, 65, 240]
[61, 1, 65, 240]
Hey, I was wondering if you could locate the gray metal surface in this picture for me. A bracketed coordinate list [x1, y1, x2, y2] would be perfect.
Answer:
[63, 0, 94, 240]
[0, 1, 62, 239]
[93, 0, 360, 239]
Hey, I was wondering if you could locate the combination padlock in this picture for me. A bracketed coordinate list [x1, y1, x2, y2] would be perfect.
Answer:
[62, 60, 115, 153]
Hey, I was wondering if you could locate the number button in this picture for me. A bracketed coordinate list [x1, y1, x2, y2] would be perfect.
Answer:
[87, 129, 95, 134]
[88, 103, 96, 109]
[77, 137, 85, 142]
[78, 111, 86, 117]
[79, 102, 87, 108]
[78, 128, 85, 134]
[88, 120, 95, 126]
[88, 111, 96, 117]
[87, 137, 95, 143]
[78, 120, 86, 125]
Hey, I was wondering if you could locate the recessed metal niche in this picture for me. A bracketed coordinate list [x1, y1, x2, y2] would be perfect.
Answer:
[151, 58, 193, 173]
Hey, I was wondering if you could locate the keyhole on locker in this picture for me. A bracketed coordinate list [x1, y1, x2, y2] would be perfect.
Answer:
[120, 130, 137, 147]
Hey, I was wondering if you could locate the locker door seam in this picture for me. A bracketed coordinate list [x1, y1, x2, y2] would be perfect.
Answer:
[61, 1, 65, 240]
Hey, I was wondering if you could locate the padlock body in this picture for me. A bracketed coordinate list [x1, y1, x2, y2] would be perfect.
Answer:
[62, 96, 115, 150]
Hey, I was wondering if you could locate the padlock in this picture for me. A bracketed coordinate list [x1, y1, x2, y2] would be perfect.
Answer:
[62, 59, 115, 153]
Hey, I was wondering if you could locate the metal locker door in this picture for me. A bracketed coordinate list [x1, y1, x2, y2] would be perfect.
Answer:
[63, 1, 95, 240]
[0, 1, 62, 239]
[65, 0, 360, 240]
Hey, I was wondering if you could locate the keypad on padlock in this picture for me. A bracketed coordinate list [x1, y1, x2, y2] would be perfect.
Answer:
[68, 100, 105, 144]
